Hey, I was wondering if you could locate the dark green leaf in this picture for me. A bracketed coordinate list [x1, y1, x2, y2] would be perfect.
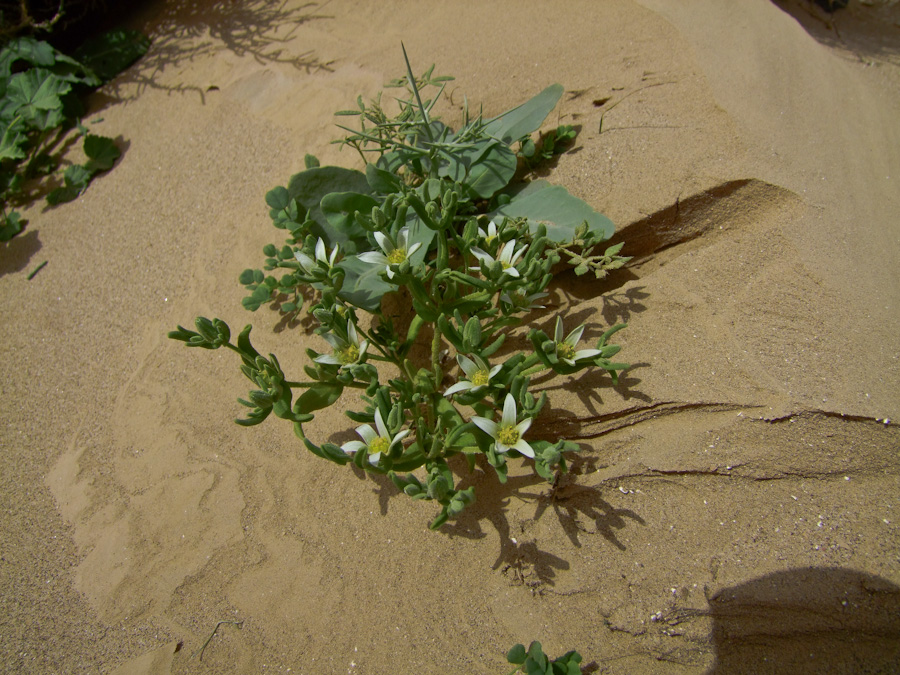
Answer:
[507, 644, 527, 665]
[304, 153, 320, 168]
[6, 69, 70, 121]
[265, 186, 290, 210]
[83, 134, 120, 172]
[73, 29, 150, 83]
[0, 211, 23, 241]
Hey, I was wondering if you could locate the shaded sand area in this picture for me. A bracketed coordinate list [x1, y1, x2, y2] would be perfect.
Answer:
[2, 0, 899, 672]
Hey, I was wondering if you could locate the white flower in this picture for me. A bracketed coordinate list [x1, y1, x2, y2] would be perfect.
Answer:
[357, 227, 422, 279]
[341, 408, 410, 465]
[295, 238, 338, 273]
[470, 239, 527, 278]
[553, 316, 602, 366]
[471, 394, 535, 458]
[444, 354, 502, 397]
[500, 290, 548, 311]
[314, 321, 369, 368]
[477, 219, 500, 246]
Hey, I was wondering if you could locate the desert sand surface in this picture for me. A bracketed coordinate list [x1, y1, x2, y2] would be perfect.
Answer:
[2, 0, 899, 673]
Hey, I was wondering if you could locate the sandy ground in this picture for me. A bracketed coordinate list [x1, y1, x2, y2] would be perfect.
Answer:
[2, 0, 899, 673]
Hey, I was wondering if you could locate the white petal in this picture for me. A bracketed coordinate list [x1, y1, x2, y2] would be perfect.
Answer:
[499, 240, 515, 265]
[488, 365, 502, 378]
[407, 241, 422, 258]
[574, 348, 602, 361]
[470, 247, 494, 264]
[341, 440, 366, 454]
[389, 429, 411, 450]
[457, 354, 478, 378]
[358, 251, 388, 265]
[516, 418, 532, 436]
[295, 251, 315, 271]
[444, 381, 474, 396]
[565, 324, 586, 347]
[315, 238, 327, 262]
[314, 354, 342, 365]
[322, 333, 343, 349]
[502, 267, 520, 278]
[374, 409, 389, 438]
[510, 244, 527, 265]
[373, 231, 391, 253]
[554, 317, 564, 342]
[511, 439, 535, 458]
[357, 424, 378, 445]
[368, 452, 381, 465]
[396, 227, 410, 248]
[348, 322, 359, 346]
[472, 416, 498, 437]
[501, 394, 518, 427]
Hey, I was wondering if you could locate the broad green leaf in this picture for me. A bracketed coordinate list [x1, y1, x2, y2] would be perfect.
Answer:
[0, 38, 56, 77]
[265, 185, 290, 210]
[335, 254, 392, 312]
[46, 164, 93, 205]
[482, 84, 563, 145]
[295, 383, 343, 415]
[286, 166, 371, 248]
[83, 134, 120, 172]
[73, 29, 150, 83]
[6, 69, 70, 121]
[320, 191, 378, 253]
[0, 124, 27, 161]
[437, 139, 517, 199]
[365, 162, 401, 194]
[491, 179, 615, 242]
[0, 211, 23, 241]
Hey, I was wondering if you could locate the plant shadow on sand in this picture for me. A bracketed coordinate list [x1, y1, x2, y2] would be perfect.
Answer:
[88, 0, 335, 108]
[345, 449, 646, 590]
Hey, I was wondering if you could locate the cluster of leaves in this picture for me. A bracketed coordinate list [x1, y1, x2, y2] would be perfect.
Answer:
[0, 29, 148, 241]
[506, 642, 583, 675]
[171, 48, 632, 529]
[518, 124, 576, 169]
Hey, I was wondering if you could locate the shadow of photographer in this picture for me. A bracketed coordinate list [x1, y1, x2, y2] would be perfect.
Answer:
[691, 566, 900, 673]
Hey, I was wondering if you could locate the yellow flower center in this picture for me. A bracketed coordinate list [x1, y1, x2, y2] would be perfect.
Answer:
[337, 344, 360, 365]
[471, 369, 490, 387]
[557, 342, 576, 360]
[387, 248, 407, 265]
[369, 436, 389, 455]
[496, 425, 520, 447]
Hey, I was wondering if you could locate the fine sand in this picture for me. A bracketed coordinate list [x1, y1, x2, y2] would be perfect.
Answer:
[2, 1, 899, 673]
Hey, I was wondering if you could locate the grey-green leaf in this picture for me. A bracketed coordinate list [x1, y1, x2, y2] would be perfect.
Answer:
[491, 179, 615, 242]
[482, 84, 563, 145]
